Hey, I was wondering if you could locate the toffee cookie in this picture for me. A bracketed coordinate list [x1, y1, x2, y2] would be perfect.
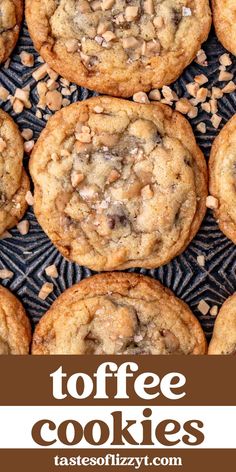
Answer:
[0, 0, 23, 63]
[32, 273, 207, 355]
[0, 285, 31, 354]
[209, 114, 236, 244]
[29, 97, 207, 271]
[212, 0, 236, 56]
[25, 0, 211, 97]
[208, 293, 236, 355]
[0, 109, 30, 236]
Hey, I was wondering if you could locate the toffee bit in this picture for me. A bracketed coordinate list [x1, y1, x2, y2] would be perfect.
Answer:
[198, 300, 210, 315]
[38, 282, 54, 300]
[0, 269, 14, 280]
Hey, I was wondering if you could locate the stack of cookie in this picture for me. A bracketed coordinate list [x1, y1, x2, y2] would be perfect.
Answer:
[0, 0, 236, 355]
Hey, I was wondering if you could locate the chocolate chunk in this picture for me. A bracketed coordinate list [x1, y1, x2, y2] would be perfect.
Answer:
[0, 191, 6, 208]
[160, 329, 180, 353]
[184, 157, 192, 167]
[107, 213, 129, 229]
[172, 9, 182, 26]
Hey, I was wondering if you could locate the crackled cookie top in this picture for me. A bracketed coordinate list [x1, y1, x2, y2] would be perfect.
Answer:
[209, 114, 236, 244]
[209, 293, 236, 355]
[0, 109, 29, 236]
[0, 286, 31, 354]
[0, 0, 23, 63]
[30, 97, 207, 271]
[32, 273, 207, 355]
[212, 0, 236, 56]
[26, 0, 211, 96]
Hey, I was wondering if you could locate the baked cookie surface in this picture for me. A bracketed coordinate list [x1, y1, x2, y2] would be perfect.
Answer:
[208, 293, 236, 355]
[0, 285, 31, 354]
[30, 97, 207, 271]
[32, 273, 207, 355]
[212, 0, 236, 56]
[0, 0, 23, 63]
[26, 0, 211, 97]
[0, 109, 30, 236]
[209, 114, 236, 244]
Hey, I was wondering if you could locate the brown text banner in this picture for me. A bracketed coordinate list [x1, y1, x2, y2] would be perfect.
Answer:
[0, 356, 234, 406]
[0, 449, 235, 471]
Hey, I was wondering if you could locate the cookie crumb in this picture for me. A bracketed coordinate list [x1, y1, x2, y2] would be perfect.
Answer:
[198, 299, 210, 315]
[38, 282, 54, 300]
[0, 269, 14, 280]
[45, 264, 58, 278]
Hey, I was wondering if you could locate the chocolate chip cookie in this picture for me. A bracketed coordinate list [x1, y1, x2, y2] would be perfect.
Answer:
[29, 97, 207, 271]
[212, 0, 236, 56]
[32, 273, 207, 355]
[209, 114, 236, 244]
[0, 0, 23, 63]
[208, 293, 236, 355]
[0, 285, 31, 354]
[25, 0, 211, 97]
[0, 109, 30, 236]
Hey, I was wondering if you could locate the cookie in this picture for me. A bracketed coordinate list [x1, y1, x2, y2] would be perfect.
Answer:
[29, 97, 207, 271]
[208, 293, 236, 355]
[212, 0, 236, 56]
[0, 109, 30, 236]
[0, 0, 23, 63]
[25, 0, 211, 97]
[0, 285, 31, 354]
[32, 273, 207, 355]
[209, 114, 236, 244]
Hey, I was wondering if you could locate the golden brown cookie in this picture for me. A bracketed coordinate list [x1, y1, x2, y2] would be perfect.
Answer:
[209, 114, 236, 244]
[32, 273, 207, 355]
[0, 0, 23, 63]
[212, 0, 236, 56]
[0, 285, 31, 354]
[208, 293, 236, 355]
[30, 97, 207, 271]
[25, 0, 211, 97]
[0, 109, 30, 236]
